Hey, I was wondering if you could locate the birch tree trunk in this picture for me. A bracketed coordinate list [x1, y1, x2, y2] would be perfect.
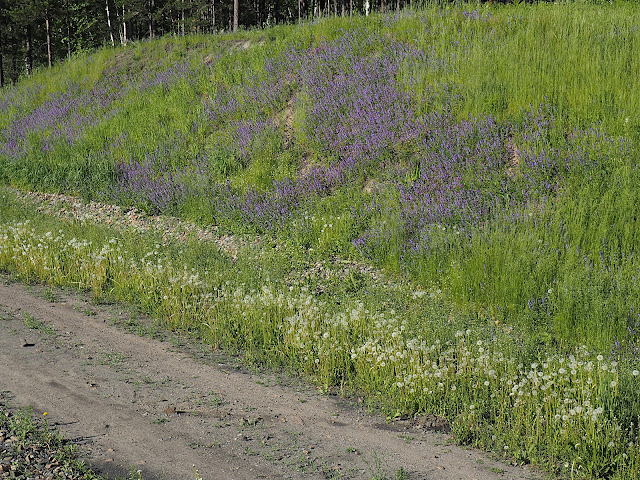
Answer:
[25, 24, 32, 76]
[181, 0, 185, 36]
[122, 4, 127, 43]
[45, 9, 53, 67]
[211, 0, 215, 32]
[0, 29, 4, 87]
[105, 0, 115, 47]
[66, 0, 71, 59]
[233, 0, 238, 32]
[148, 0, 155, 38]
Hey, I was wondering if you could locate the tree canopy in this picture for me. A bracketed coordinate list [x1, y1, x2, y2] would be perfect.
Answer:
[0, 0, 421, 84]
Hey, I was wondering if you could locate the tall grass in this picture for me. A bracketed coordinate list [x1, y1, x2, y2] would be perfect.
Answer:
[2, 3, 640, 476]
[1, 187, 639, 479]
[399, 2, 640, 135]
[1, 1, 638, 350]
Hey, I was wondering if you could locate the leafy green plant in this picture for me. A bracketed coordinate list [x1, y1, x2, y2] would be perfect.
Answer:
[22, 313, 56, 336]
[0, 405, 105, 479]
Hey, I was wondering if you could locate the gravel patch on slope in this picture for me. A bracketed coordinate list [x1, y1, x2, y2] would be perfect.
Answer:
[11, 188, 403, 292]
[13, 190, 256, 260]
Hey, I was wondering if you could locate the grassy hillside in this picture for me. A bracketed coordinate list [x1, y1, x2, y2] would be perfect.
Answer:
[2, 2, 640, 478]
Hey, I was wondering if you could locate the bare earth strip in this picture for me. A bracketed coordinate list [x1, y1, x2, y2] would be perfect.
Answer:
[0, 278, 541, 480]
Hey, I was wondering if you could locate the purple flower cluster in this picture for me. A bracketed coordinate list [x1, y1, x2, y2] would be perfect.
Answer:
[138, 61, 194, 91]
[109, 132, 197, 212]
[2, 24, 630, 264]
[216, 178, 300, 231]
[351, 100, 630, 262]
[1, 86, 87, 158]
[91, 30, 451, 228]
[186, 30, 443, 230]
[114, 158, 187, 211]
[178, 30, 619, 247]
[230, 119, 277, 159]
[0, 59, 199, 162]
[396, 113, 509, 237]
[283, 30, 429, 171]
[462, 9, 493, 22]
[203, 67, 290, 127]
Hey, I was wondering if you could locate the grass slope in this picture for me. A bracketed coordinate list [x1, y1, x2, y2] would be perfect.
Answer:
[1, 2, 640, 478]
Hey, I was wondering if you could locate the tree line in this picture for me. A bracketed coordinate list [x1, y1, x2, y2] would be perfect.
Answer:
[0, 0, 424, 86]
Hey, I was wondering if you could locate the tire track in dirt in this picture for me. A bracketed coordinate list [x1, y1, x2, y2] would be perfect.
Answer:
[0, 278, 541, 480]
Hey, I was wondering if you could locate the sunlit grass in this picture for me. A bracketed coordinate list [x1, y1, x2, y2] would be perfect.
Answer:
[0, 405, 104, 479]
[1, 189, 639, 478]
[2, 2, 640, 478]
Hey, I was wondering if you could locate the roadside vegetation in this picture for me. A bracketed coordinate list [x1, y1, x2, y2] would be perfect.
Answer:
[0, 399, 104, 479]
[1, 2, 640, 478]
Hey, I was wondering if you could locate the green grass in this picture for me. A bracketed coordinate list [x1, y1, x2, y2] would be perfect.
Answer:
[0, 404, 104, 479]
[3, 4, 639, 197]
[1, 184, 640, 478]
[3, 2, 640, 478]
[404, 2, 640, 135]
[23, 312, 57, 336]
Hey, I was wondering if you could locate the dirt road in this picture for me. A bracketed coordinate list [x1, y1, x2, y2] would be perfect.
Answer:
[0, 277, 541, 480]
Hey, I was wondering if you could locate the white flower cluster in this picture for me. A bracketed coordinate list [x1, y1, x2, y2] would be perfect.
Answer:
[289, 214, 348, 252]
[0, 221, 120, 295]
[1, 219, 638, 469]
